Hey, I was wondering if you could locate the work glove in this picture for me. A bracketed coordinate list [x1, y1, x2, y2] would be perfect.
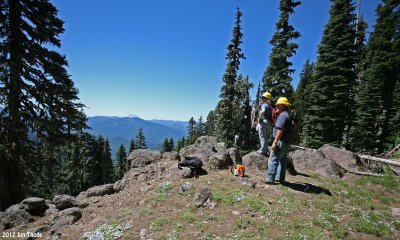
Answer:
[271, 141, 279, 151]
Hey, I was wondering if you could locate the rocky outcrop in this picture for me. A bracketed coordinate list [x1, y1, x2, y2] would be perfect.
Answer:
[242, 152, 269, 172]
[319, 144, 362, 173]
[128, 149, 163, 168]
[114, 161, 178, 192]
[0, 204, 34, 230]
[21, 197, 48, 216]
[179, 136, 234, 170]
[162, 151, 180, 161]
[50, 207, 82, 234]
[53, 195, 79, 210]
[86, 184, 115, 197]
[289, 148, 344, 178]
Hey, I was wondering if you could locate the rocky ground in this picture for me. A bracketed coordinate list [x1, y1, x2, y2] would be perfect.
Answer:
[1, 136, 399, 240]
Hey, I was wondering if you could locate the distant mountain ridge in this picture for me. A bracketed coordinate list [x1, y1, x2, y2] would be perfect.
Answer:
[87, 116, 187, 156]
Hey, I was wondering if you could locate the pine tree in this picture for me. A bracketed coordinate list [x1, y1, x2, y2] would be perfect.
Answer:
[161, 138, 171, 153]
[215, 8, 245, 146]
[348, 0, 400, 152]
[294, 59, 315, 144]
[169, 138, 174, 151]
[115, 144, 127, 180]
[262, 0, 301, 100]
[196, 116, 206, 137]
[0, 0, 85, 209]
[101, 139, 113, 183]
[176, 137, 185, 152]
[302, 0, 361, 148]
[205, 110, 217, 136]
[135, 128, 147, 149]
[186, 117, 198, 145]
[129, 138, 136, 154]
[233, 75, 254, 149]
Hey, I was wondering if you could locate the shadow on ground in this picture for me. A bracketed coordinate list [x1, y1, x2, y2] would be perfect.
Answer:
[282, 181, 332, 196]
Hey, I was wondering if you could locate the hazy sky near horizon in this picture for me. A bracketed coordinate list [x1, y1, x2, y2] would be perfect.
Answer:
[53, 0, 380, 121]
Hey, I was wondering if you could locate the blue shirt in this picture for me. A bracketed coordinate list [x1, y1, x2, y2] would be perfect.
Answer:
[273, 111, 290, 139]
[259, 103, 270, 121]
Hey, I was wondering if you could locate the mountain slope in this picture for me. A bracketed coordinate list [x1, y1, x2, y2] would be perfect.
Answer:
[87, 116, 187, 155]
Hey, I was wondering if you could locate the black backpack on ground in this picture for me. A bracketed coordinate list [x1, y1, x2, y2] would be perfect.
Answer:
[178, 157, 203, 177]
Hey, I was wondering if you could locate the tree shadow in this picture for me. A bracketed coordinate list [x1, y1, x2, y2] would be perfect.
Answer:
[281, 181, 332, 196]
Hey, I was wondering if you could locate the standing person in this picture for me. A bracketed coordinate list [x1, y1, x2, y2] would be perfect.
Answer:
[266, 97, 292, 184]
[257, 92, 272, 156]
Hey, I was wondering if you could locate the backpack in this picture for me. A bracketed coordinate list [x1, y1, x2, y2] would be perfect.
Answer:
[274, 110, 297, 145]
[269, 106, 279, 124]
[178, 157, 203, 177]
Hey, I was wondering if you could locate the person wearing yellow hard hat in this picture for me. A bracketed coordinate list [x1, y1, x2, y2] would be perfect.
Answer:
[265, 96, 292, 184]
[256, 92, 273, 156]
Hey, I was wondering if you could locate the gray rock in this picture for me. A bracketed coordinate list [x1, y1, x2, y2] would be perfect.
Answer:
[242, 151, 269, 172]
[0, 204, 34, 230]
[179, 136, 233, 170]
[240, 178, 256, 188]
[140, 228, 148, 239]
[319, 144, 361, 173]
[181, 167, 194, 178]
[162, 151, 180, 161]
[193, 187, 211, 208]
[51, 207, 82, 234]
[21, 197, 48, 216]
[27, 224, 50, 236]
[53, 195, 78, 210]
[289, 148, 344, 178]
[45, 204, 58, 216]
[180, 182, 193, 193]
[228, 147, 242, 164]
[127, 149, 162, 168]
[86, 184, 115, 197]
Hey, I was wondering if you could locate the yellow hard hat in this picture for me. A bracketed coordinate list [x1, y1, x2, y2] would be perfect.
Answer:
[276, 97, 291, 107]
[261, 92, 272, 99]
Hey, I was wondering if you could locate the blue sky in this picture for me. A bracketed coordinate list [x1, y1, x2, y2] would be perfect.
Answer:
[52, 0, 380, 121]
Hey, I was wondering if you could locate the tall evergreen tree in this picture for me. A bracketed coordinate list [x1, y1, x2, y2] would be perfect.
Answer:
[0, 0, 85, 209]
[302, 0, 361, 148]
[205, 110, 217, 136]
[115, 144, 127, 180]
[348, 0, 400, 152]
[262, 0, 301, 100]
[196, 116, 206, 136]
[175, 137, 185, 152]
[101, 139, 113, 183]
[215, 8, 245, 146]
[294, 59, 315, 144]
[161, 138, 172, 153]
[233, 75, 254, 149]
[135, 128, 147, 149]
[169, 138, 174, 151]
[129, 138, 136, 154]
[186, 117, 198, 145]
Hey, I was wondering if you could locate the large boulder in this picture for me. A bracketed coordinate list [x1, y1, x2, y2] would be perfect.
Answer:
[114, 161, 178, 192]
[319, 144, 361, 173]
[289, 148, 344, 178]
[0, 204, 34, 230]
[53, 195, 78, 210]
[86, 184, 115, 197]
[162, 151, 180, 161]
[179, 136, 233, 170]
[50, 207, 82, 234]
[242, 151, 269, 172]
[21, 197, 48, 216]
[128, 149, 162, 168]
